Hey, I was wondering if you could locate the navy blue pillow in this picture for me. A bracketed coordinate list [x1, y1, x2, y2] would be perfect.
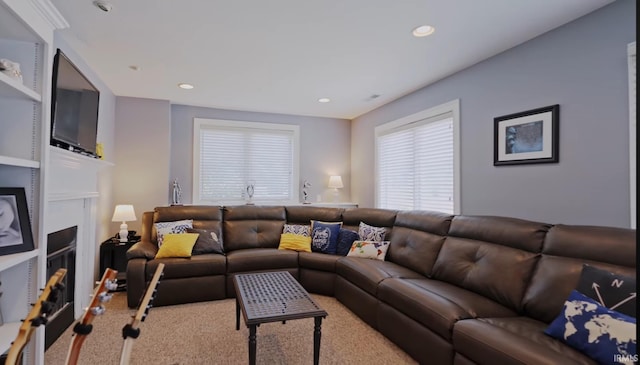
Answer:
[544, 290, 636, 365]
[310, 221, 342, 254]
[575, 264, 636, 318]
[336, 229, 359, 256]
[186, 228, 224, 255]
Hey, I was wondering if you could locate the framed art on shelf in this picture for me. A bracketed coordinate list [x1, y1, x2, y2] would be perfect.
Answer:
[0, 188, 35, 256]
[494, 104, 559, 166]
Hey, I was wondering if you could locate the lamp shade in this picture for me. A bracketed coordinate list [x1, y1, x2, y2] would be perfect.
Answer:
[328, 175, 344, 189]
[111, 204, 137, 222]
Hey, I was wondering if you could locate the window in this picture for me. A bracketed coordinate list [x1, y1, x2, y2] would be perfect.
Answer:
[193, 118, 300, 205]
[375, 100, 460, 214]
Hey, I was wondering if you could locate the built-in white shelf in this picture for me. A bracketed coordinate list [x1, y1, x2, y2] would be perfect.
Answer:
[300, 202, 358, 208]
[0, 249, 38, 272]
[48, 145, 113, 167]
[0, 72, 41, 101]
[48, 191, 100, 202]
[0, 154, 40, 168]
[0, 321, 22, 355]
[1, 1, 68, 364]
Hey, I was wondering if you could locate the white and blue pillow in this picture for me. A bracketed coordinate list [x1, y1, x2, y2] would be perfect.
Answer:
[283, 224, 311, 237]
[544, 290, 636, 365]
[155, 219, 193, 247]
[358, 222, 386, 242]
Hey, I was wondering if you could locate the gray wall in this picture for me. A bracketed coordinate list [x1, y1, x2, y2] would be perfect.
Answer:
[170, 105, 351, 205]
[113, 96, 171, 232]
[352, 0, 635, 228]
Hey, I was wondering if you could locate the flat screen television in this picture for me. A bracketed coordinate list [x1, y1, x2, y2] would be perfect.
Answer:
[50, 49, 100, 157]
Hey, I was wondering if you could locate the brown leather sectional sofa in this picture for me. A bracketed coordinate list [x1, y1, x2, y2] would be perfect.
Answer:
[125, 205, 636, 365]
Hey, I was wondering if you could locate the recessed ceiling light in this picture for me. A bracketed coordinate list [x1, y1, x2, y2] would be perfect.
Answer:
[412, 25, 435, 37]
[318, 98, 331, 103]
[178, 83, 194, 90]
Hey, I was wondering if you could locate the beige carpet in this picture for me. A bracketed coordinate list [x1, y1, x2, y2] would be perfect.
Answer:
[45, 292, 417, 365]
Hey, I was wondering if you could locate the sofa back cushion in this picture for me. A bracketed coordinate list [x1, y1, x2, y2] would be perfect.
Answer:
[285, 206, 343, 225]
[387, 210, 452, 277]
[223, 205, 285, 251]
[521, 224, 636, 323]
[431, 215, 550, 312]
[341, 208, 397, 239]
[152, 205, 223, 246]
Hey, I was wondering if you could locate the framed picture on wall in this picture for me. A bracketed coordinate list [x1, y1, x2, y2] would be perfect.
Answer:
[494, 104, 559, 166]
[0, 188, 35, 256]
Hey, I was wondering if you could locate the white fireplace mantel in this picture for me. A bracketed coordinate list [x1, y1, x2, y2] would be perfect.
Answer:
[47, 146, 113, 201]
[46, 145, 113, 317]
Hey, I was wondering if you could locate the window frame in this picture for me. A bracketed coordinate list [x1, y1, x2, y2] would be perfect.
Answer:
[192, 118, 300, 205]
[374, 99, 461, 213]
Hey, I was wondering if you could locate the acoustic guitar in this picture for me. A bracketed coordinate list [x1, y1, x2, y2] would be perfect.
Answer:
[5, 268, 67, 365]
[119, 263, 165, 365]
[64, 268, 118, 365]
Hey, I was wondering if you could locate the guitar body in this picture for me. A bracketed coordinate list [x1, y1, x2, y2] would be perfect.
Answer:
[119, 263, 164, 365]
[5, 269, 67, 365]
[64, 268, 118, 365]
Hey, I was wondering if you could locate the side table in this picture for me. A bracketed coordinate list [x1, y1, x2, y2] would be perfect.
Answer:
[99, 238, 139, 291]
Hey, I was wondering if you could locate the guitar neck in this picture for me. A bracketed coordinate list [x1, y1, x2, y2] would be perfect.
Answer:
[5, 269, 67, 365]
[119, 263, 164, 365]
[64, 268, 118, 365]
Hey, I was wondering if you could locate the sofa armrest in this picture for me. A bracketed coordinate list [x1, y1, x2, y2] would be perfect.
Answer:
[126, 257, 148, 308]
[126, 240, 158, 260]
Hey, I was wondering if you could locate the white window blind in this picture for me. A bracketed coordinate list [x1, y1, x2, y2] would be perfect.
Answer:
[375, 100, 459, 214]
[193, 119, 299, 204]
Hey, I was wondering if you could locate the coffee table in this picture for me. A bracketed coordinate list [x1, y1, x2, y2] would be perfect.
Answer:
[233, 271, 328, 365]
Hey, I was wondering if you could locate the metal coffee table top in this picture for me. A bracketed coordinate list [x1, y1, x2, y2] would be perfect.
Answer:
[233, 271, 327, 325]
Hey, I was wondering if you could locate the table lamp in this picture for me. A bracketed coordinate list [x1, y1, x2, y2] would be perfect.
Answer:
[328, 175, 343, 202]
[111, 204, 136, 243]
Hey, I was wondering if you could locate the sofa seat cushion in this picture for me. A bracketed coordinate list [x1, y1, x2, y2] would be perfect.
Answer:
[453, 317, 597, 365]
[226, 248, 298, 273]
[147, 253, 226, 280]
[336, 257, 423, 296]
[298, 251, 341, 272]
[378, 278, 516, 340]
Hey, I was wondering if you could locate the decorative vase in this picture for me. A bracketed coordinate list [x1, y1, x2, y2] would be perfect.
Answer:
[246, 182, 255, 205]
[171, 179, 182, 205]
[302, 180, 312, 204]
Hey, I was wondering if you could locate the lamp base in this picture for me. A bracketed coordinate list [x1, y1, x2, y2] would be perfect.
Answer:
[332, 189, 340, 203]
[119, 222, 128, 242]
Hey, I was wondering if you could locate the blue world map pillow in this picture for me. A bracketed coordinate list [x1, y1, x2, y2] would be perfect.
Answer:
[544, 290, 636, 365]
[310, 220, 342, 254]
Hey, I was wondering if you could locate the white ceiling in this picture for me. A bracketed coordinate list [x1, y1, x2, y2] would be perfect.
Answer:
[51, 0, 614, 120]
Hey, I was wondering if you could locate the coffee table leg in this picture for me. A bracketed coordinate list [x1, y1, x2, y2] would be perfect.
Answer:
[235, 297, 240, 330]
[313, 316, 323, 365]
[249, 325, 257, 365]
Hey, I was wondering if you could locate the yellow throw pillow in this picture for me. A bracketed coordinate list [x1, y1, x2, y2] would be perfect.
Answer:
[278, 233, 312, 252]
[155, 233, 199, 258]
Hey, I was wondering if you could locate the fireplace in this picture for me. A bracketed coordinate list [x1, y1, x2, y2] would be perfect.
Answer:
[44, 226, 77, 350]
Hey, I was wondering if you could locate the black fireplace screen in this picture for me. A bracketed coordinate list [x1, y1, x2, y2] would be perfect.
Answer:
[44, 226, 77, 350]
